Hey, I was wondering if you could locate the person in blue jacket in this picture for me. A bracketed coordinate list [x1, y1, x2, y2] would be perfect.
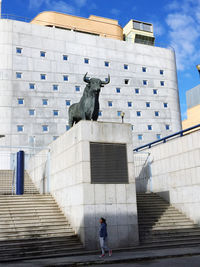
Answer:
[99, 217, 112, 257]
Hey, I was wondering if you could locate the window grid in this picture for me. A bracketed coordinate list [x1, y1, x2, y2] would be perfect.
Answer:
[17, 125, 24, 132]
[166, 124, 170, 130]
[84, 58, 89, 64]
[143, 80, 147, 85]
[116, 88, 120, 93]
[148, 125, 152, 130]
[146, 102, 150, 107]
[29, 83, 35, 89]
[160, 81, 165, 86]
[124, 79, 129, 85]
[66, 100, 71, 106]
[75, 86, 80, 92]
[164, 102, 168, 108]
[142, 67, 146, 72]
[40, 51, 46, 57]
[53, 84, 58, 91]
[105, 61, 109, 67]
[16, 47, 22, 54]
[108, 101, 112, 107]
[99, 111, 102, 116]
[29, 109, 35, 116]
[18, 98, 24, 105]
[157, 134, 161, 140]
[135, 88, 139, 94]
[42, 125, 48, 132]
[53, 110, 59, 116]
[42, 99, 48, 105]
[138, 134, 143, 140]
[40, 74, 46, 80]
[136, 111, 141, 117]
[124, 64, 128, 70]
[160, 70, 164, 75]
[63, 75, 68, 81]
[153, 89, 158, 95]
[117, 111, 122, 116]
[16, 72, 22, 79]
[66, 125, 70, 131]
[128, 102, 132, 107]
[63, 55, 68, 61]
[155, 111, 159, 117]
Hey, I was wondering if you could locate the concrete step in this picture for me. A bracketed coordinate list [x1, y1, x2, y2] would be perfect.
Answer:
[0, 221, 71, 229]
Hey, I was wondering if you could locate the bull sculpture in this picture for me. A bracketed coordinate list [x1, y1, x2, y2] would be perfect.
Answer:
[68, 73, 110, 128]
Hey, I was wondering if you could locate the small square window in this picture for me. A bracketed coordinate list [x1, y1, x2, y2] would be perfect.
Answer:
[166, 124, 170, 130]
[160, 81, 165, 86]
[164, 102, 168, 108]
[148, 125, 152, 130]
[146, 102, 150, 108]
[66, 125, 70, 131]
[124, 64, 128, 70]
[143, 80, 147, 85]
[29, 83, 35, 89]
[16, 47, 22, 54]
[53, 136, 58, 140]
[117, 111, 122, 116]
[16, 72, 22, 79]
[155, 111, 159, 117]
[124, 79, 129, 85]
[108, 101, 112, 107]
[105, 77, 109, 82]
[105, 61, 109, 67]
[135, 88, 139, 94]
[138, 134, 143, 140]
[137, 111, 141, 117]
[40, 74, 46, 80]
[153, 89, 158, 95]
[84, 58, 89, 64]
[160, 70, 164, 75]
[116, 88, 120, 93]
[131, 125, 134, 131]
[63, 75, 68, 81]
[66, 100, 71, 106]
[75, 86, 80, 92]
[99, 110, 102, 116]
[53, 84, 58, 91]
[42, 99, 48, 105]
[53, 110, 59, 116]
[40, 51, 46, 57]
[29, 109, 35, 116]
[142, 67, 146, 72]
[63, 55, 68, 61]
[128, 102, 132, 107]
[157, 134, 161, 140]
[18, 98, 24, 105]
[17, 125, 24, 132]
[42, 125, 48, 132]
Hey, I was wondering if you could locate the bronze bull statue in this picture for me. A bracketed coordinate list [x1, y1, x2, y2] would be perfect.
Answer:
[68, 73, 110, 128]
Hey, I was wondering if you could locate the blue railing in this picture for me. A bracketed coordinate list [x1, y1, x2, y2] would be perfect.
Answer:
[134, 124, 200, 152]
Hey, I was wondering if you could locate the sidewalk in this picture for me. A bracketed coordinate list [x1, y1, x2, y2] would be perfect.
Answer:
[1, 246, 200, 267]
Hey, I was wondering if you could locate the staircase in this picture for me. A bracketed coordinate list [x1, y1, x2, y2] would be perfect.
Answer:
[137, 193, 200, 248]
[0, 170, 39, 195]
[0, 169, 84, 262]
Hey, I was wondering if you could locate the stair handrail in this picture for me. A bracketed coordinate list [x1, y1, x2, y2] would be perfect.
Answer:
[134, 123, 200, 152]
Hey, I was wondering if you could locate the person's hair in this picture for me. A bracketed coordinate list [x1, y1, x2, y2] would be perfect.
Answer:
[100, 217, 107, 225]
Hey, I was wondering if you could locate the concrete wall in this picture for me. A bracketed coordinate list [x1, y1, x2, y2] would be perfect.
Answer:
[0, 19, 181, 148]
[134, 130, 200, 224]
[29, 121, 139, 249]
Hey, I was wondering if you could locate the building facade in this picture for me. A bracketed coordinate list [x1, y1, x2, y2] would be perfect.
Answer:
[0, 15, 181, 148]
[182, 84, 200, 129]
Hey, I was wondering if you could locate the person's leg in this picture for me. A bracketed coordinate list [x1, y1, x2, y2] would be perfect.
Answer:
[99, 237, 105, 255]
[103, 238, 112, 256]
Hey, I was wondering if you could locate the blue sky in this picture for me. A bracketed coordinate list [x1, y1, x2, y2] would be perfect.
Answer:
[2, 0, 200, 120]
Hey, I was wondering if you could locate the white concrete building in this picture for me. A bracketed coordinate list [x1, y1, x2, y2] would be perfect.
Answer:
[0, 17, 181, 148]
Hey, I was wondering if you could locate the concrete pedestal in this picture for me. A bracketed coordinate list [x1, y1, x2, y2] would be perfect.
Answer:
[49, 121, 139, 249]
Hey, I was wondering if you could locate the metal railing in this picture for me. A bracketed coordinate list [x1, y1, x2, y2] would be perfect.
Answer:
[134, 124, 200, 152]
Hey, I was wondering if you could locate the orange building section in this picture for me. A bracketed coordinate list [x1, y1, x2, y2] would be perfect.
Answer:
[182, 104, 200, 129]
[31, 12, 123, 41]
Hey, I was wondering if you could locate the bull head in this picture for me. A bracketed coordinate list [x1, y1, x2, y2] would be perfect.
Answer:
[83, 72, 110, 86]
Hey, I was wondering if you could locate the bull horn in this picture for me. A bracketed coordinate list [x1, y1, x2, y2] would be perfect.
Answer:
[83, 72, 90, 83]
[101, 74, 110, 85]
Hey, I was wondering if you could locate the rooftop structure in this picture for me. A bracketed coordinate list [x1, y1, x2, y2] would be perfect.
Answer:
[182, 84, 200, 129]
[31, 12, 123, 41]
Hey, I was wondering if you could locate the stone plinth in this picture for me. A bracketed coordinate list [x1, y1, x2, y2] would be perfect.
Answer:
[49, 121, 139, 249]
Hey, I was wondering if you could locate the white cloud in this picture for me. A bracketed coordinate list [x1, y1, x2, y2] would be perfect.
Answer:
[74, 0, 87, 8]
[110, 8, 120, 16]
[152, 22, 165, 36]
[165, 0, 200, 71]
